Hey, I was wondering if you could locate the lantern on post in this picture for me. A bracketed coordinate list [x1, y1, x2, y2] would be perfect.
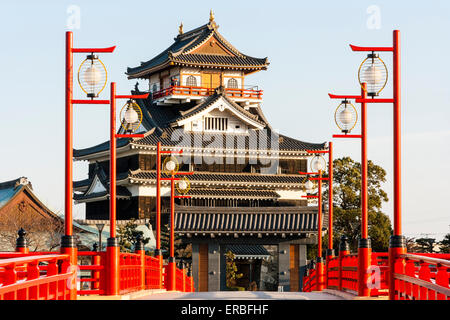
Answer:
[119, 99, 143, 133]
[334, 100, 358, 134]
[163, 156, 180, 175]
[77, 54, 108, 98]
[176, 176, 191, 195]
[310, 154, 327, 172]
[358, 52, 388, 97]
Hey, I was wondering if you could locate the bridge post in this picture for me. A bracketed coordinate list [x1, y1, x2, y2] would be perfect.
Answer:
[155, 249, 163, 289]
[316, 257, 325, 291]
[338, 236, 349, 291]
[388, 236, 406, 300]
[106, 238, 120, 296]
[357, 238, 372, 296]
[15, 228, 29, 254]
[135, 235, 146, 291]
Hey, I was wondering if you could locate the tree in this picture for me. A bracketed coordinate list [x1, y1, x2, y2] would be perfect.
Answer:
[160, 223, 192, 260]
[326, 157, 392, 252]
[439, 233, 450, 253]
[0, 206, 64, 251]
[116, 219, 149, 252]
[415, 237, 436, 253]
[225, 251, 243, 289]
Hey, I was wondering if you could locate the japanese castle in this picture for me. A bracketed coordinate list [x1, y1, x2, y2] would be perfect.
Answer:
[73, 12, 328, 292]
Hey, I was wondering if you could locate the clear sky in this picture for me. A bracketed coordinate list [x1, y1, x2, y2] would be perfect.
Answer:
[0, 0, 449, 240]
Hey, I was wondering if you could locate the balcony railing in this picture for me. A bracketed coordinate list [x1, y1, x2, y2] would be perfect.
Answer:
[152, 85, 263, 100]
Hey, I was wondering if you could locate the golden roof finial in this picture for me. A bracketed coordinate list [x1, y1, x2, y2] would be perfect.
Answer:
[179, 22, 183, 35]
[209, 9, 215, 22]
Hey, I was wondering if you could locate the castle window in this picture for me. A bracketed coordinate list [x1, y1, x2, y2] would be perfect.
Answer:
[204, 117, 228, 131]
[227, 78, 238, 89]
[186, 75, 197, 87]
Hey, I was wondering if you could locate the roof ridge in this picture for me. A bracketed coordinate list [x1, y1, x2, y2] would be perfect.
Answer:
[0, 177, 30, 190]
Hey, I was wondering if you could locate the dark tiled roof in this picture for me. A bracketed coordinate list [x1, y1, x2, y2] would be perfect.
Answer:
[132, 128, 325, 152]
[130, 170, 305, 186]
[187, 188, 280, 199]
[174, 206, 320, 233]
[126, 22, 268, 78]
[171, 53, 267, 69]
[73, 164, 131, 201]
[74, 186, 131, 202]
[225, 245, 270, 259]
[74, 138, 130, 158]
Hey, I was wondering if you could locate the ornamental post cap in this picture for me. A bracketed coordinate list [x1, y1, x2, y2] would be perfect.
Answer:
[179, 22, 183, 35]
[18, 228, 26, 238]
[209, 9, 215, 22]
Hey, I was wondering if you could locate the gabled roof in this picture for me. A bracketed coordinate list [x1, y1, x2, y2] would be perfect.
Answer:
[126, 20, 269, 79]
[0, 177, 88, 233]
[0, 177, 32, 209]
[74, 163, 131, 203]
[172, 87, 266, 128]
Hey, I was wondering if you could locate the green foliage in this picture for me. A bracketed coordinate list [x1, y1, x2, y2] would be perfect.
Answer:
[415, 238, 436, 253]
[116, 219, 149, 253]
[225, 251, 243, 288]
[439, 233, 450, 253]
[160, 223, 192, 259]
[325, 157, 392, 252]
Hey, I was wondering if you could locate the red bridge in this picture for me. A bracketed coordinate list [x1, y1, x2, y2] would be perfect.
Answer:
[0, 240, 194, 300]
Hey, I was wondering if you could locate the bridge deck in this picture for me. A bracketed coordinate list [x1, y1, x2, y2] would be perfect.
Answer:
[137, 291, 343, 300]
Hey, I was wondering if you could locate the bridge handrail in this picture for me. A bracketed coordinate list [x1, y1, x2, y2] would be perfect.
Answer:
[0, 254, 74, 300]
[393, 253, 449, 300]
[400, 253, 450, 267]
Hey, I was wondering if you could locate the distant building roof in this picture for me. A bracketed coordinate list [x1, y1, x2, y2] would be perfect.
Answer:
[174, 205, 325, 235]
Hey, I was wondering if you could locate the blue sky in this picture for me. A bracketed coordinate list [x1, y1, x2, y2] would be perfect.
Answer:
[0, 0, 449, 240]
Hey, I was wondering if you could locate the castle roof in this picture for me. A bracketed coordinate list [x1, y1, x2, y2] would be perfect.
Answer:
[126, 20, 269, 79]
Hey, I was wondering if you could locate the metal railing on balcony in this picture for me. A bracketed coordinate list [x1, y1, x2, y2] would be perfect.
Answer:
[152, 85, 263, 100]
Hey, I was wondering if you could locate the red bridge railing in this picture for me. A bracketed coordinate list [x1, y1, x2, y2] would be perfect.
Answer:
[302, 245, 450, 300]
[1, 231, 194, 300]
[78, 251, 106, 295]
[393, 253, 450, 300]
[0, 254, 75, 300]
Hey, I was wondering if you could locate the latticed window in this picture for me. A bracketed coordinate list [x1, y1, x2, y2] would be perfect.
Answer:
[186, 75, 197, 87]
[204, 117, 228, 131]
[227, 78, 238, 89]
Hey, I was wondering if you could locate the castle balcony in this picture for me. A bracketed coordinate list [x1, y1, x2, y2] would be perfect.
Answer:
[152, 85, 263, 105]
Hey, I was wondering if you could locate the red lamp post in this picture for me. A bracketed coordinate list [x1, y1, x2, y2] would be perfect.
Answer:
[160, 152, 193, 291]
[327, 30, 404, 299]
[300, 155, 328, 291]
[64, 31, 115, 299]
[306, 144, 334, 287]
[350, 31, 406, 300]
[329, 84, 372, 296]
[106, 82, 147, 295]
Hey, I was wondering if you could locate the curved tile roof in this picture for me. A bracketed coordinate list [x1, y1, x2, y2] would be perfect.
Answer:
[174, 206, 320, 233]
[129, 170, 306, 185]
[126, 21, 268, 78]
